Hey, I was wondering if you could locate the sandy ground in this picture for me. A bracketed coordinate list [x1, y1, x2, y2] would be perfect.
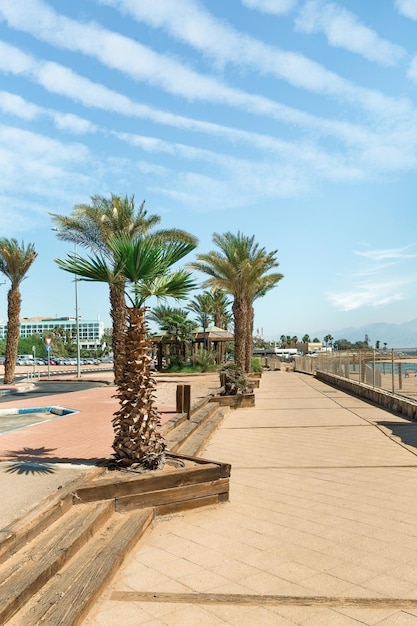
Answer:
[0, 371, 220, 530]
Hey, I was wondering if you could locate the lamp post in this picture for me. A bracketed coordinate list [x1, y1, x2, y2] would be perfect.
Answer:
[74, 246, 81, 378]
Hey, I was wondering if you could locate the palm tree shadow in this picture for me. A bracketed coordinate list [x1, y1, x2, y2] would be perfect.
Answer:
[3, 446, 108, 475]
[379, 422, 417, 450]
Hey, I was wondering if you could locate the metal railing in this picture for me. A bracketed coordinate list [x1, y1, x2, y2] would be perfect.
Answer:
[295, 348, 417, 401]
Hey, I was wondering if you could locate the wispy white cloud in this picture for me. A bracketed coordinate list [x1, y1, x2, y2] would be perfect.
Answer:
[295, 0, 406, 66]
[327, 244, 417, 311]
[328, 281, 405, 311]
[0, 91, 97, 134]
[0, 41, 384, 158]
[0, 124, 94, 231]
[2, 0, 414, 124]
[395, 0, 417, 20]
[240, 0, 298, 15]
[407, 55, 417, 82]
[354, 245, 417, 261]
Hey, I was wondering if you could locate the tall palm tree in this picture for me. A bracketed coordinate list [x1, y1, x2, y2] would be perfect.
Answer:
[209, 289, 232, 330]
[50, 194, 197, 385]
[55, 233, 196, 469]
[0, 239, 37, 384]
[245, 270, 283, 372]
[189, 232, 283, 373]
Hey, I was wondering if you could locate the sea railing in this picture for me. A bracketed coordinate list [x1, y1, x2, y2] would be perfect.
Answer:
[295, 348, 417, 401]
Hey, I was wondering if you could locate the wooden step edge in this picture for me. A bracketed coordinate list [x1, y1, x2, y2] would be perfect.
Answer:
[115, 477, 230, 513]
[176, 411, 227, 457]
[0, 465, 106, 564]
[6, 508, 154, 626]
[0, 501, 114, 625]
[73, 463, 223, 504]
[165, 405, 221, 451]
[169, 407, 227, 455]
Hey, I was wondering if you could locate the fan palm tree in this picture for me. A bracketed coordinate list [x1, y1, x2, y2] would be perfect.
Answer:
[50, 194, 197, 385]
[189, 232, 283, 373]
[55, 233, 196, 469]
[0, 239, 37, 384]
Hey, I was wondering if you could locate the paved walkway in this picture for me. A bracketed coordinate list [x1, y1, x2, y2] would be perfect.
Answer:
[83, 370, 417, 625]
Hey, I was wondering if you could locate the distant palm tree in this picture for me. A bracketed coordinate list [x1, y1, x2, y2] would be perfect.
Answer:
[323, 334, 334, 348]
[50, 194, 197, 385]
[302, 334, 310, 344]
[0, 239, 37, 384]
[55, 233, 196, 469]
[189, 232, 282, 373]
[149, 305, 196, 364]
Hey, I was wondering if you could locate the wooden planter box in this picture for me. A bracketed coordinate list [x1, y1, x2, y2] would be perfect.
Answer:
[209, 393, 255, 408]
[71, 454, 231, 515]
[247, 372, 262, 379]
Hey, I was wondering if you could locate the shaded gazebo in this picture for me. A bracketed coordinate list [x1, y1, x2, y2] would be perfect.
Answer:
[150, 325, 233, 368]
[192, 325, 234, 363]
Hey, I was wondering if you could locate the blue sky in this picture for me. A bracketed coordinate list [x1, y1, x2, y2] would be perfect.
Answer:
[1, 0, 417, 342]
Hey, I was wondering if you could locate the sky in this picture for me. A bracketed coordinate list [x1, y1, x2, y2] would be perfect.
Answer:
[1, 0, 417, 342]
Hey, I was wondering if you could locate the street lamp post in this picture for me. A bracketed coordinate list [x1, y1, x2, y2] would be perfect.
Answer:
[74, 244, 81, 378]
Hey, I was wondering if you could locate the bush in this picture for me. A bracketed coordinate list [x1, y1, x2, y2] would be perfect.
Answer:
[251, 357, 263, 373]
[193, 348, 217, 372]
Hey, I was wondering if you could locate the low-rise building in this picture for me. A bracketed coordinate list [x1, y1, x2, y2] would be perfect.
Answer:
[0, 316, 105, 351]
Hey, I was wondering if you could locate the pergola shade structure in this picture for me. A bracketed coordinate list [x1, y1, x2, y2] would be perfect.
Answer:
[151, 325, 233, 367]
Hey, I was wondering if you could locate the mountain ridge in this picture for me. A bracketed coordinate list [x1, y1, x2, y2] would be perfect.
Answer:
[312, 318, 417, 349]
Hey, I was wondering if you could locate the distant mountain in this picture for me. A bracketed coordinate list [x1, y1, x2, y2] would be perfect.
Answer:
[313, 318, 417, 349]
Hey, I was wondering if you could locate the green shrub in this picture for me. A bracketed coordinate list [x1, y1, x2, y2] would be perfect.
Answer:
[251, 357, 263, 373]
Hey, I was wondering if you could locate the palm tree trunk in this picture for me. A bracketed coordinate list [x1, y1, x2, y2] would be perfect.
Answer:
[233, 297, 246, 372]
[112, 307, 166, 469]
[4, 286, 20, 384]
[245, 302, 254, 373]
[109, 282, 127, 386]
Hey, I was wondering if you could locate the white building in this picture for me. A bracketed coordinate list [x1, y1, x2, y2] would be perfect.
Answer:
[0, 316, 105, 351]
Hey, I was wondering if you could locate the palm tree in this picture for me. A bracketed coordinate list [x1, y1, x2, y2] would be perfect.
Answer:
[50, 194, 197, 385]
[323, 334, 334, 349]
[187, 292, 213, 333]
[209, 289, 232, 330]
[302, 334, 310, 344]
[55, 233, 196, 469]
[189, 232, 283, 373]
[245, 270, 283, 372]
[0, 239, 37, 384]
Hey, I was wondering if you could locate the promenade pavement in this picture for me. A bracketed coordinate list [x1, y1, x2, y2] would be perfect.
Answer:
[84, 370, 417, 625]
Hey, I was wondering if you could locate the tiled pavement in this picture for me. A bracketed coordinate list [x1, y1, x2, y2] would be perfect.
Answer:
[83, 371, 417, 625]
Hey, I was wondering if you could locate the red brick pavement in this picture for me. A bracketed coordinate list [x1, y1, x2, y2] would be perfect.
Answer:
[0, 383, 176, 464]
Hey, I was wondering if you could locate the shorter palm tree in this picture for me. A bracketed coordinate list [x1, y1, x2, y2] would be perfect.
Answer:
[0, 239, 37, 384]
[55, 234, 196, 469]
